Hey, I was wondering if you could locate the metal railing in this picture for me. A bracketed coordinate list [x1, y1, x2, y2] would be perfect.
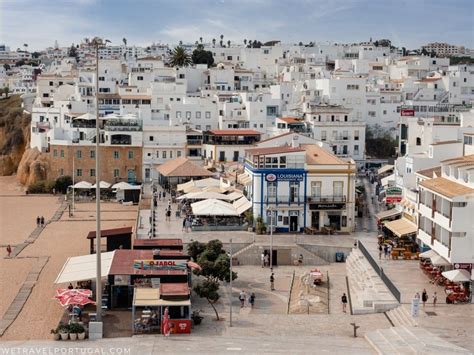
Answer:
[307, 195, 346, 203]
[266, 196, 304, 205]
[357, 241, 401, 303]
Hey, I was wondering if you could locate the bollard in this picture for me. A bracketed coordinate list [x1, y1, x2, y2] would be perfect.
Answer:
[350, 322, 360, 337]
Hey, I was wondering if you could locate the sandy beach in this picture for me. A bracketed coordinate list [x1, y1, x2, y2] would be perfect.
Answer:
[0, 176, 138, 340]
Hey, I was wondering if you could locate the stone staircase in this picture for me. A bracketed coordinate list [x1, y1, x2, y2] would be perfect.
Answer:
[386, 306, 418, 327]
[346, 248, 398, 314]
[365, 326, 471, 354]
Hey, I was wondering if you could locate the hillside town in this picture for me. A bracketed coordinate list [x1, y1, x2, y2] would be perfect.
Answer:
[1, 32, 474, 354]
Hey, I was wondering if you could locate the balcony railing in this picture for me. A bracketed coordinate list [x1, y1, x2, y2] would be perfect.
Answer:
[266, 195, 304, 205]
[307, 195, 346, 203]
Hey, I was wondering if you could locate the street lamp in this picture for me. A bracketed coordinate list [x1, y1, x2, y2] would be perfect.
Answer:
[229, 238, 233, 327]
[71, 128, 79, 215]
[91, 37, 110, 325]
[266, 206, 274, 270]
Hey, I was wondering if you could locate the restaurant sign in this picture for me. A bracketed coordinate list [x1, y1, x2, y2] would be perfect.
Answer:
[310, 203, 345, 210]
[133, 259, 187, 271]
[401, 109, 415, 117]
[163, 319, 191, 334]
[454, 263, 472, 271]
[266, 172, 304, 182]
[386, 187, 403, 204]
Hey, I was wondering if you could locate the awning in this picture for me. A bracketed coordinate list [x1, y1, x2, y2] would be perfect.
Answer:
[384, 218, 417, 237]
[233, 196, 252, 215]
[419, 250, 437, 258]
[156, 299, 191, 306]
[112, 182, 141, 190]
[378, 165, 394, 175]
[442, 269, 470, 282]
[177, 191, 233, 201]
[381, 174, 395, 187]
[430, 255, 450, 266]
[225, 191, 245, 201]
[375, 208, 401, 221]
[133, 288, 160, 307]
[72, 181, 93, 189]
[191, 199, 239, 216]
[91, 181, 111, 189]
[55, 251, 115, 284]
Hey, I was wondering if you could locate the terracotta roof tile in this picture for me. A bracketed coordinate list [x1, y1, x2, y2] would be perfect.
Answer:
[420, 177, 474, 198]
[157, 157, 213, 177]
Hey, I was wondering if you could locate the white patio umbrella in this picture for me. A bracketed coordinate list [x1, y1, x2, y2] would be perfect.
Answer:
[430, 255, 450, 266]
[72, 181, 93, 189]
[191, 199, 239, 216]
[91, 181, 111, 189]
[419, 250, 437, 259]
[442, 269, 470, 282]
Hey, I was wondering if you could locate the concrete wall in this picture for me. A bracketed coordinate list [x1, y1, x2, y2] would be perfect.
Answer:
[298, 243, 353, 263]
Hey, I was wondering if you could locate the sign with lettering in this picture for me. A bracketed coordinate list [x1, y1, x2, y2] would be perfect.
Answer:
[310, 203, 345, 210]
[401, 109, 415, 117]
[163, 319, 191, 334]
[133, 260, 187, 271]
[454, 263, 472, 271]
[266, 173, 304, 182]
[386, 187, 402, 195]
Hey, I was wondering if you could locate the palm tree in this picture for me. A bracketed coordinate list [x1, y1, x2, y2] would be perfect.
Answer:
[122, 38, 127, 46]
[212, 38, 216, 47]
[227, 40, 231, 47]
[168, 46, 192, 67]
[199, 37, 203, 44]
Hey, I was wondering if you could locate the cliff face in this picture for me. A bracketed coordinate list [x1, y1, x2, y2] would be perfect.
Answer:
[0, 95, 31, 176]
[16, 147, 51, 186]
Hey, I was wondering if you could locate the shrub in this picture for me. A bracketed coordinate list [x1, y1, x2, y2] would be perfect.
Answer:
[54, 176, 72, 194]
[68, 323, 85, 334]
[27, 180, 48, 193]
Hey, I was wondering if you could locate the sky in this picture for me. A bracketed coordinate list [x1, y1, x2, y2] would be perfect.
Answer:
[1, 0, 473, 51]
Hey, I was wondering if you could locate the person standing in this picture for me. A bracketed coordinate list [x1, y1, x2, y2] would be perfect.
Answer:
[433, 291, 437, 307]
[414, 292, 420, 300]
[298, 254, 303, 266]
[163, 191, 166, 199]
[249, 292, 256, 308]
[36, 216, 40, 227]
[422, 289, 428, 307]
[383, 244, 388, 259]
[270, 273, 275, 291]
[341, 293, 348, 313]
[264, 253, 269, 267]
[261, 252, 265, 268]
[182, 218, 187, 232]
[40, 216, 45, 227]
[378, 244, 383, 260]
[159, 191, 162, 201]
[6, 245, 12, 257]
[185, 218, 192, 232]
[239, 290, 246, 308]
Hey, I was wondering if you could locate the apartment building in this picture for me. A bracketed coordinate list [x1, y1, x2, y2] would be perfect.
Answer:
[243, 143, 356, 233]
[422, 43, 465, 57]
[202, 129, 261, 164]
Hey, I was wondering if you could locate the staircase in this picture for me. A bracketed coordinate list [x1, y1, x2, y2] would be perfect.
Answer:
[386, 306, 417, 327]
[365, 326, 471, 354]
[346, 248, 398, 314]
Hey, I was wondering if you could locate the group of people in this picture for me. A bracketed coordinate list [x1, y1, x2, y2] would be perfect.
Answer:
[238, 290, 256, 308]
[415, 288, 437, 307]
[378, 243, 392, 260]
[36, 216, 46, 227]
[182, 215, 192, 232]
[260, 252, 270, 268]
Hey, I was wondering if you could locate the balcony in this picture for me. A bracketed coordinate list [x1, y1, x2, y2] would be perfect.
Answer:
[187, 139, 203, 146]
[266, 195, 304, 205]
[307, 195, 346, 203]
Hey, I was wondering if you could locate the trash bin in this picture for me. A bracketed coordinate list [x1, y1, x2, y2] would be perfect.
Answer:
[335, 252, 345, 262]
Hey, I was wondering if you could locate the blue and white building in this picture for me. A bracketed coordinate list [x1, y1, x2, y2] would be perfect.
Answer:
[243, 143, 356, 233]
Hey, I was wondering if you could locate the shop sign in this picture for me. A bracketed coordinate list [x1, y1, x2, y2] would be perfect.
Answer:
[310, 203, 345, 210]
[386, 187, 402, 195]
[265, 172, 304, 182]
[133, 259, 187, 271]
[401, 109, 415, 116]
[454, 263, 472, 270]
[386, 196, 402, 203]
[289, 210, 299, 216]
[163, 319, 191, 334]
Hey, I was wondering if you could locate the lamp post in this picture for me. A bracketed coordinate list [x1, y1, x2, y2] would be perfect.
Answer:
[266, 206, 274, 270]
[229, 238, 233, 327]
[72, 129, 79, 215]
[92, 37, 110, 324]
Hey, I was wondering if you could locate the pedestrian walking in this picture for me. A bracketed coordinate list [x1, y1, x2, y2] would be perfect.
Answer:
[264, 253, 269, 267]
[378, 244, 383, 260]
[261, 252, 265, 268]
[185, 218, 192, 232]
[422, 289, 428, 307]
[36, 216, 40, 226]
[166, 209, 171, 222]
[433, 291, 437, 307]
[40, 216, 45, 227]
[182, 218, 187, 232]
[6, 244, 12, 257]
[383, 244, 388, 259]
[249, 292, 256, 308]
[298, 254, 303, 266]
[239, 290, 246, 308]
[159, 191, 162, 201]
[163, 191, 166, 198]
[270, 273, 275, 291]
[341, 293, 348, 313]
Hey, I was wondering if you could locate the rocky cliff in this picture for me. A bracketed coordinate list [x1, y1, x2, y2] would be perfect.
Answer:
[0, 95, 31, 176]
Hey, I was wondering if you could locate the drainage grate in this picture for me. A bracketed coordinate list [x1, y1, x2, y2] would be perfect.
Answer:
[425, 311, 437, 316]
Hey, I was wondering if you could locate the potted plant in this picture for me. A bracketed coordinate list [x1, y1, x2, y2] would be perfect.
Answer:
[244, 210, 254, 232]
[72, 323, 86, 340]
[50, 328, 60, 341]
[191, 310, 203, 325]
[68, 324, 77, 341]
[57, 324, 69, 340]
[256, 216, 266, 235]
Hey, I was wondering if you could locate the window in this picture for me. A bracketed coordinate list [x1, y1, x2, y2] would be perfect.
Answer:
[416, 137, 421, 146]
[334, 181, 343, 197]
[59, 168, 64, 176]
[177, 151, 182, 157]
[169, 151, 173, 159]
[176, 111, 181, 119]
[90, 169, 96, 177]
[90, 150, 95, 159]
[206, 125, 211, 130]
[368, 111, 376, 117]
[137, 76, 143, 81]
[354, 130, 359, 140]
[149, 136, 154, 141]
[113, 169, 119, 177]
[342, 216, 347, 227]
[267, 182, 277, 198]
[128, 151, 134, 159]
[346, 84, 359, 90]
[321, 131, 327, 141]
[196, 111, 201, 119]
[76, 169, 82, 177]
[186, 111, 191, 119]
[53, 149, 58, 157]
[311, 181, 321, 198]
[162, 151, 166, 159]
[205, 111, 211, 119]
[76, 150, 82, 159]
[60, 150, 64, 158]
[354, 145, 359, 154]
[113, 151, 119, 159]
[156, 151, 160, 158]
[98, 76, 105, 81]
[196, 125, 201, 130]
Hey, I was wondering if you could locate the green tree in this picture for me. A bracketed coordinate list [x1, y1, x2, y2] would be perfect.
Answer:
[365, 124, 397, 158]
[68, 44, 78, 61]
[168, 46, 192, 67]
[54, 176, 73, 194]
[192, 46, 214, 66]
[189, 240, 237, 320]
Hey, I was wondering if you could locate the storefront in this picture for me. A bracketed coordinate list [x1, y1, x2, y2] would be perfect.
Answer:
[308, 201, 347, 232]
